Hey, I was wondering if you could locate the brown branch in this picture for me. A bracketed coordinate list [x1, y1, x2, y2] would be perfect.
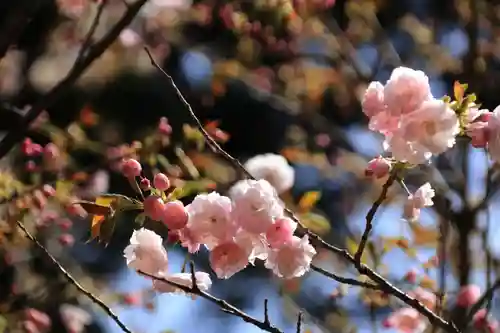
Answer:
[296, 312, 303, 333]
[310, 265, 380, 290]
[139, 265, 283, 333]
[0, 0, 149, 160]
[354, 172, 397, 264]
[144, 48, 460, 333]
[75, 0, 109, 63]
[16, 221, 133, 333]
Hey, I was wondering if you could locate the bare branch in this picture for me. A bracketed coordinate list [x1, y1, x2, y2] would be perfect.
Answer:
[296, 312, 303, 333]
[139, 270, 283, 333]
[264, 299, 270, 325]
[75, 0, 109, 63]
[310, 265, 380, 290]
[354, 171, 398, 264]
[16, 221, 133, 333]
[0, 0, 149, 160]
[144, 48, 460, 333]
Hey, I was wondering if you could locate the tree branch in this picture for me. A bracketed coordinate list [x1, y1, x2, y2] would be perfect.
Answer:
[144, 47, 460, 333]
[139, 266, 283, 333]
[354, 171, 397, 264]
[16, 221, 133, 333]
[0, 0, 149, 160]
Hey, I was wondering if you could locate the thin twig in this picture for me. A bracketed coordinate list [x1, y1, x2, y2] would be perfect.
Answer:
[264, 299, 270, 325]
[144, 48, 459, 333]
[139, 264, 283, 333]
[354, 172, 397, 264]
[310, 265, 380, 290]
[0, 0, 149, 160]
[16, 221, 133, 333]
[296, 312, 303, 333]
[75, 0, 108, 63]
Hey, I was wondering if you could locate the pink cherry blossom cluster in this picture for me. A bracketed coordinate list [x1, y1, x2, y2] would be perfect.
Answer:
[122, 158, 316, 283]
[180, 180, 316, 279]
[362, 67, 460, 165]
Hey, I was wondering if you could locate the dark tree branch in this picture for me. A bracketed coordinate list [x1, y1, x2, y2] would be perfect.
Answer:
[144, 48, 460, 333]
[139, 265, 283, 333]
[354, 171, 397, 264]
[16, 221, 133, 333]
[0, 0, 149, 160]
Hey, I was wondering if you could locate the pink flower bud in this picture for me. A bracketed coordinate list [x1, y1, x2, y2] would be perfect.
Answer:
[57, 218, 73, 231]
[66, 203, 88, 218]
[456, 284, 481, 307]
[144, 196, 165, 221]
[153, 173, 170, 191]
[121, 158, 142, 178]
[58, 234, 75, 246]
[22, 320, 39, 333]
[162, 200, 188, 230]
[265, 217, 297, 248]
[473, 309, 489, 330]
[25, 161, 37, 172]
[42, 184, 56, 197]
[32, 190, 47, 210]
[365, 157, 391, 178]
[122, 292, 141, 306]
[139, 178, 151, 191]
[43, 143, 60, 160]
[21, 138, 33, 156]
[167, 230, 180, 243]
[158, 117, 172, 135]
[404, 269, 418, 284]
[24, 308, 52, 331]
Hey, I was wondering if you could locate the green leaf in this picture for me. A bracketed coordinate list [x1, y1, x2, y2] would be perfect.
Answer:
[0, 315, 7, 333]
[168, 179, 216, 200]
[134, 213, 147, 225]
[298, 212, 330, 235]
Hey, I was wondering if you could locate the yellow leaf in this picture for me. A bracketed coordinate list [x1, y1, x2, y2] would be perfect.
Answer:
[298, 191, 321, 213]
[298, 212, 331, 235]
[419, 276, 436, 290]
[89, 215, 105, 241]
[346, 237, 369, 265]
[87, 196, 115, 242]
[409, 222, 438, 247]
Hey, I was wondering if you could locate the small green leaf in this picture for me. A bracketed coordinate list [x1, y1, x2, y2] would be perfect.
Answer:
[135, 213, 146, 225]
[0, 315, 7, 333]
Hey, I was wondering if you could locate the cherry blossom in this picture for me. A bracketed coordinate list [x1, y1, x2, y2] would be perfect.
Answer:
[384, 308, 426, 333]
[265, 235, 316, 279]
[209, 241, 249, 279]
[265, 217, 297, 248]
[186, 192, 237, 247]
[124, 228, 168, 275]
[230, 179, 284, 234]
[243, 153, 295, 194]
[403, 183, 435, 221]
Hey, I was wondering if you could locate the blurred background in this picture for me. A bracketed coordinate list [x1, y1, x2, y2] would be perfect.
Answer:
[1, 0, 500, 332]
